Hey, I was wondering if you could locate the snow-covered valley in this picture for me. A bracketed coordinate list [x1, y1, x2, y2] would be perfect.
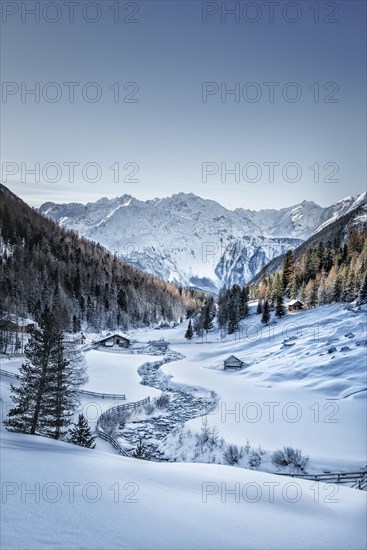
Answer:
[1, 303, 366, 549]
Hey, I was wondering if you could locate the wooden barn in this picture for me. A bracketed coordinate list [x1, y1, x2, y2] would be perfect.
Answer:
[224, 355, 244, 370]
[287, 300, 304, 312]
[94, 333, 130, 348]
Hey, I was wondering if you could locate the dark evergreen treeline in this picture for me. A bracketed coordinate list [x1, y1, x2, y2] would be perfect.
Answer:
[185, 296, 216, 338]
[0, 185, 204, 331]
[217, 284, 250, 334]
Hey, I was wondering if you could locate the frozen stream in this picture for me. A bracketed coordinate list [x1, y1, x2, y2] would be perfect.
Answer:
[114, 351, 218, 459]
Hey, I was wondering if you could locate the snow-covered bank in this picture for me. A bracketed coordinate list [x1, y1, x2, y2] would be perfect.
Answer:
[83, 350, 164, 401]
[1, 430, 366, 550]
[157, 305, 366, 470]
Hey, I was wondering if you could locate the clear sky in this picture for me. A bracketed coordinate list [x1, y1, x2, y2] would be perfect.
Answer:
[1, 0, 366, 210]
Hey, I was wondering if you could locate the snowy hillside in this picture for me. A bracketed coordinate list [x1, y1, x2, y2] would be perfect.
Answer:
[1, 430, 365, 550]
[39, 192, 366, 291]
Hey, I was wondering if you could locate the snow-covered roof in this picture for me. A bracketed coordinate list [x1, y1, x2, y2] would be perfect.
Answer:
[288, 299, 304, 306]
[224, 355, 243, 363]
[1, 314, 37, 327]
[94, 332, 131, 344]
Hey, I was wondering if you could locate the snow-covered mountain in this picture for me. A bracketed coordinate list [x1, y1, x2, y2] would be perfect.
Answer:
[39, 192, 366, 291]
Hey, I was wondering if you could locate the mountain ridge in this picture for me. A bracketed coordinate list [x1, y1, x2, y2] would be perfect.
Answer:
[39, 191, 366, 292]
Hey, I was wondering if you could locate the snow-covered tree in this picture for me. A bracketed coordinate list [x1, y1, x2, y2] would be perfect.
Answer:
[185, 319, 193, 340]
[275, 294, 286, 318]
[4, 309, 87, 439]
[357, 273, 367, 305]
[4, 309, 60, 435]
[261, 300, 270, 325]
[69, 414, 96, 448]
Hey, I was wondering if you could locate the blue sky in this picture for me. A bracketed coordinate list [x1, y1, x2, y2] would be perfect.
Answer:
[1, 0, 366, 209]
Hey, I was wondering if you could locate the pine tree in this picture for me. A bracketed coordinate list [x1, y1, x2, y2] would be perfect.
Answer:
[275, 294, 286, 318]
[272, 272, 283, 304]
[227, 285, 241, 334]
[240, 285, 249, 319]
[69, 415, 96, 448]
[332, 272, 343, 302]
[4, 309, 59, 435]
[261, 300, 270, 325]
[48, 332, 83, 440]
[217, 286, 229, 328]
[357, 273, 367, 305]
[282, 251, 295, 295]
[193, 314, 203, 337]
[256, 299, 263, 315]
[185, 319, 193, 340]
[4, 309, 86, 438]
[305, 279, 318, 308]
[203, 297, 215, 333]
[342, 271, 356, 302]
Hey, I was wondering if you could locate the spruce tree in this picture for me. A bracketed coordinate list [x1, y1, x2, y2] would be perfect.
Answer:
[4, 309, 86, 438]
[272, 272, 283, 300]
[203, 297, 215, 333]
[342, 271, 356, 302]
[69, 415, 96, 448]
[240, 286, 249, 319]
[4, 309, 59, 435]
[227, 285, 241, 334]
[48, 332, 78, 440]
[357, 273, 367, 305]
[275, 294, 286, 318]
[282, 251, 295, 295]
[256, 299, 263, 315]
[217, 286, 229, 328]
[332, 273, 343, 302]
[185, 319, 193, 340]
[261, 300, 270, 325]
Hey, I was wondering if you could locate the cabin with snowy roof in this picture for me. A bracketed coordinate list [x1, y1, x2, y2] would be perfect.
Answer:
[94, 333, 130, 348]
[287, 300, 304, 312]
[224, 355, 244, 370]
[0, 315, 38, 333]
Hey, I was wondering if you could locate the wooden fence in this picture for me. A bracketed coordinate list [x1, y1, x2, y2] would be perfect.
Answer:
[276, 469, 367, 490]
[96, 396, 151, 457]
[0, 368, 126, 399]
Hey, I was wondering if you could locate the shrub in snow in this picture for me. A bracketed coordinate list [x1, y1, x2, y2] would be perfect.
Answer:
[195, 422, 211, 454]
[248, 450, 262, 469]
[223, 444, 244, 465]
[244, 439, 251, 454]
[257, 444, 266, 455]
[117, 409, 132, 428]
[155, 393, 170, 409]
[271, 446, 309, 471]
[208, 426, 220, 448]
[132, 438, 150, 460]
[144, 401, 155, 415]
